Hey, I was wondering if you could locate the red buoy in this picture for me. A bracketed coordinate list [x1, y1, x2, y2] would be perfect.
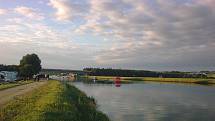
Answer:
[114, 76, 121, 87]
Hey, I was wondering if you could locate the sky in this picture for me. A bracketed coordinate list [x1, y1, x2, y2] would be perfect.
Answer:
[0, 0, 215, 71]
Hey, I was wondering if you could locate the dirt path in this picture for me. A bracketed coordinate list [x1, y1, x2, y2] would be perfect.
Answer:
[0, 81, 47, 106]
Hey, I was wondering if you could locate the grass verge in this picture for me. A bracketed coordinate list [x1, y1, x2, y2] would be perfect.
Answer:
[0, 80, 110, 121]
[0, 81, 34, 91]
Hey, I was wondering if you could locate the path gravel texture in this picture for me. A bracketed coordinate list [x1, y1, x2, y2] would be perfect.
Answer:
[0, 81, 47, 107]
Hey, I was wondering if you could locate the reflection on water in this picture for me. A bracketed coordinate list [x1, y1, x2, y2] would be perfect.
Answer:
[71, 82, 215, 121]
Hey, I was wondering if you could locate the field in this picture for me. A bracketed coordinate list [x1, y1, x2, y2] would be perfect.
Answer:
[207, 73, 215, 78]
[87, 76, 215, 85]
[0, 81, 33, 90]
[0, 80, 109, 121]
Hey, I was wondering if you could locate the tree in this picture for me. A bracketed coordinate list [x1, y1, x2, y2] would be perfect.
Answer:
[0, 64, 19, 71]
[19, 54, 41, 78]
[19, 64, 34, 78]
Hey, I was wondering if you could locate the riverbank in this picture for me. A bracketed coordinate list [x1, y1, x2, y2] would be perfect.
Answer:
[0, 80, 109, 121]
[0, 80, 34, 91]
[87, 76, 215, 85]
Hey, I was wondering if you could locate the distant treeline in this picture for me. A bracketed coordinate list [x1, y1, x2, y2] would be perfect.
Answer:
[0, 65, 85, 75]
[0, 64, 19, 72]
[42, 69, 85, 75]
[83, 68, 207, 78]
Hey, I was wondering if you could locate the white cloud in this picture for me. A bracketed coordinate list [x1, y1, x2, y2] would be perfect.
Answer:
[1, 0, 215, 70]
[14, 6, 44, 20]
[196, 0, 215, 8]
[49, 0, 89, 21]
[0, 8, 7, 15]
[72, 0, 215, 70]
[0, 16, 96, 69]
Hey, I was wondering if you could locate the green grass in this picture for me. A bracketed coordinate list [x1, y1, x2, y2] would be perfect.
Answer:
[87, 76, 215, 85]
[0, 80, 110, 121]
[0, 81, 33, 91]
[207, 73, 215, 78]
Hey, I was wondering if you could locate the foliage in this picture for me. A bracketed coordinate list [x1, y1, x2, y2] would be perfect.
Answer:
[83, 68, 207, 78]
[19, 54, 41, 78]
[41, 69, 84, 75]
[19, 64, 34, 78]
[0, 81, 110, 121]
[84, 68, 160, 77]
[0, 65, 19, 72]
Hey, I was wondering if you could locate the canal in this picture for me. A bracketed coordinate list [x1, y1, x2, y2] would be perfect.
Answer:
[70, 81, 215, 121]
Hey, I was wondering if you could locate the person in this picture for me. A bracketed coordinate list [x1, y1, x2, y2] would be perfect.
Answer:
[46, 74, 49, 80]
[0, 74, 5, 82]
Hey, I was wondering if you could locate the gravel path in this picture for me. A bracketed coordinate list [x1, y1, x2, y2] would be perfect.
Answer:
[0, 81, 47, 106]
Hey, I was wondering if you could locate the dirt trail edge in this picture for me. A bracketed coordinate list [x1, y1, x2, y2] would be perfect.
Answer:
[0, 81, 48, 106]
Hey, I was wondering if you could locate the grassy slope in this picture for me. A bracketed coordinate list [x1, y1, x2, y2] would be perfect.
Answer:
[88, 76, 215, 84]
[0, 80, 109, 121]
[0, 81, 33, 91]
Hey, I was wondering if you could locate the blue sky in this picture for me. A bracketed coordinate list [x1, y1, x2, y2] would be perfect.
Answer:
[0, 0, 215, 71]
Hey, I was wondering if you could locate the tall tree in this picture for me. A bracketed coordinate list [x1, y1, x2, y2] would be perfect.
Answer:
[19, 54, 41, 78]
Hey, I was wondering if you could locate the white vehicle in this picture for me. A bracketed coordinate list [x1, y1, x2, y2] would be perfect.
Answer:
[0, 71, 18, 82]
[0, 72, 5, 82]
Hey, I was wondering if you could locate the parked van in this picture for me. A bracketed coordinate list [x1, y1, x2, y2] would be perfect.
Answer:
[0, 71, 18, 82]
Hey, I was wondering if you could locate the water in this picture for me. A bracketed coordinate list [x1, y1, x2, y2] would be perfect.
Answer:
[71, 82, 215, 121]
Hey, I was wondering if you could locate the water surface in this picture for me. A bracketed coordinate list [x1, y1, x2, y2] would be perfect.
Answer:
[71, 82, 215, 121]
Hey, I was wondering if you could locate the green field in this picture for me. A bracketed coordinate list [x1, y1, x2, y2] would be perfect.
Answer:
[0, 81, 33, 91]
[87, 76, 215, 85]
[0, 80, 109, 121]
[207, 73, 215, 78]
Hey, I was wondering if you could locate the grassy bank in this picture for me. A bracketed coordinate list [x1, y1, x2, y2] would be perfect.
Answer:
[0, 81, 34, 91]
[0, 80, 109, 121]
[87, 76, 215, 85]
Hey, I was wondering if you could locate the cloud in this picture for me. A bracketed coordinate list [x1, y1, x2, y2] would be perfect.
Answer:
[14, 6, 44, 20]
[1, 0, 215, 70]
[196, 0, 215, 8]
[72, 0, 215, 70]
[49, 0, 89, 21]
[0, 8, 7, 15]
[0, 16, 96, 69]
